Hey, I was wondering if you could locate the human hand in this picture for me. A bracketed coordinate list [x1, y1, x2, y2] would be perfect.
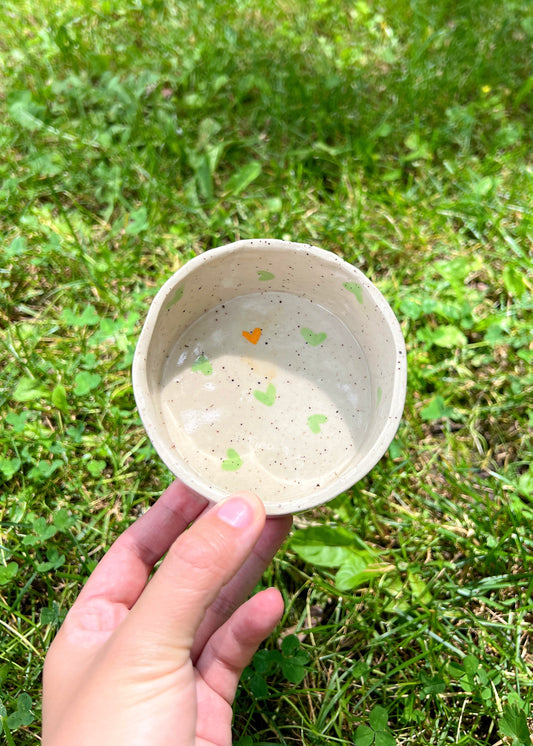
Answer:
[42, 480, 292, 746]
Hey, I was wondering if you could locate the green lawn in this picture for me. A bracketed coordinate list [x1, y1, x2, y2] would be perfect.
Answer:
[1, 0, 532, 743]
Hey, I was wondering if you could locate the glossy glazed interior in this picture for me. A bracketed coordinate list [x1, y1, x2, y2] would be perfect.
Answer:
[159, 291, 372, 504]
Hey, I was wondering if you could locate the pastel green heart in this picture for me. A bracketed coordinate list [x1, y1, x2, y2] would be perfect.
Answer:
[300, 327, 327, 346]
[308, 414, 328, 433]
[192, 355, 213, 375]
[257, 270, 275, 281]
[166, 286, 184, 308]
[343, 281, 363, 303]
[254, 383, 276, 406]
[221, 448, 243, 471]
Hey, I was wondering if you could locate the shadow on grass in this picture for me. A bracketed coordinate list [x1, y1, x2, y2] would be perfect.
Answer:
[3, 0, 532, 222]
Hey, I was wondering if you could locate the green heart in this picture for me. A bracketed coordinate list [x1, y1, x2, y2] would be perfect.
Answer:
[221, 448, 243, 471]
[166, 285, 185, 308]
[192, 355, 213, 375]
[343, 281, 363, 303]
[254, 383, 276, 406]
[308, 414, 328, 433]
[258, 270, 275, 281]
[300, 327, 327, 346]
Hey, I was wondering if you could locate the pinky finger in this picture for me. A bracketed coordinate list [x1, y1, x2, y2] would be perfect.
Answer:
[195, 587, 284, 706]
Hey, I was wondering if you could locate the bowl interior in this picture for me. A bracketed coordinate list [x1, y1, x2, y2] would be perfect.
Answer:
[132, 240, 406, 514]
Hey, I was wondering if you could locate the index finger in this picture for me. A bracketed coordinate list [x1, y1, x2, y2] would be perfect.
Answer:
[117, 492, 267, 658]
[77, 480, 209, 609]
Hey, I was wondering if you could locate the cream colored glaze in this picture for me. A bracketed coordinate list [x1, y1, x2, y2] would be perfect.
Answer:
[159, 291, 372, 502]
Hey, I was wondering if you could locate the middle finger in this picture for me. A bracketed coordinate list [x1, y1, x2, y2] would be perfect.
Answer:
[190, 512, 292, 662]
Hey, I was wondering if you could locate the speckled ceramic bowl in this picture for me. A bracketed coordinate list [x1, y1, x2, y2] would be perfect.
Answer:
[132, 239, 406, 515]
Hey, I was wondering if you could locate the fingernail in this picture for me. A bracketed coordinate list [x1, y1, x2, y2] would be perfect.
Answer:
[217, 496, 255, 528]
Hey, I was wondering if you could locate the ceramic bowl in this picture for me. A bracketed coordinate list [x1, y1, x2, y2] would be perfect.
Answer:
[132, 239, 406, 515]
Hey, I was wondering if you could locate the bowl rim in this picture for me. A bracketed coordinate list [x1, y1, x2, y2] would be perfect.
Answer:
[132, 238, 407, 514]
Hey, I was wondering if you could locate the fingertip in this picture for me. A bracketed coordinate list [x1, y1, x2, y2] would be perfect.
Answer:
[165, 478, 209, 505]
[255, 586, 285, 622]
[267, 512, 293, 534]
[215, 492, 265, 529]
[230, 587, 285, 649]
[230, 491, 265, 512]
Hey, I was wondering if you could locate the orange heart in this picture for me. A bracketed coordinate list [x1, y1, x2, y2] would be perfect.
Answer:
[242, 327, 262, 344]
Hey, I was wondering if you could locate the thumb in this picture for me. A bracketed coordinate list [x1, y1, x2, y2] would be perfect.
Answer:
[117, 492, 267, 661]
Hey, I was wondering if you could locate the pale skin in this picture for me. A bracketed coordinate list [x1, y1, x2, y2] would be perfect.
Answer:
[42, 480, 293, 746]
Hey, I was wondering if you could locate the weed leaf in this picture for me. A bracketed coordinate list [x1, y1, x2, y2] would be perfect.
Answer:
[6, 693, 34, 729]
[291, 526, 358, 567]
[374, 733, 396, 746]
[463, 655, 480, 677]
[7, 91, 44, 131]
[125, 206, 149, 235]
[369, 706, 390, 731]
[12, 377, 48, 402]
[517, 468, 533, 498]
[0, 457, 21, 481]
[194, 154, 214, 201]
[334, 554, 369, 591]
[421, 395, 456, 421]
[429, 325, 468, 349]
[0, 563, 19, 586]
[225, 160, 262, 196]
[503, 265, 527, 297]
[280, 635, 309, 684]
[51, 384, 69, 413]
[53, 508, 76, 532]
[5, 236, 27, 258]
[354, 725, 375, 746]
[499, 704, 531, 745]
[61, 305, 101, 327]
[87, 459, 106, 477]
[74, 371, 102, 396]
[356, 707, 396, 746]
[249, 673, 269, 698]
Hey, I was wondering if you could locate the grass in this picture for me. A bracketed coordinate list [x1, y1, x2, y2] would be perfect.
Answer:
[1, 0, 532, 742]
